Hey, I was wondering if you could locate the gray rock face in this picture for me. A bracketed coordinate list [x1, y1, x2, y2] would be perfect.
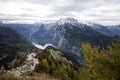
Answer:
[31, 18, 115, 57]
[7, 53, 39, 77]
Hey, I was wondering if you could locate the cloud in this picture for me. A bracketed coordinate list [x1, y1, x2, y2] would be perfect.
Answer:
[0, 0, 120, 25]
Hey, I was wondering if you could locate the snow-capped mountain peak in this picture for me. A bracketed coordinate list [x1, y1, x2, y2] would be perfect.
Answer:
[56, 17, 78, 25]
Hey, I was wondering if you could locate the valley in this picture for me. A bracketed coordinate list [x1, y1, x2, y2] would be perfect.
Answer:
[0, 18, 120, 80]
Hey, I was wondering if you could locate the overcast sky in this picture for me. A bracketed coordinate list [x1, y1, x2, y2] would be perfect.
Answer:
[0, 0, 120, 25]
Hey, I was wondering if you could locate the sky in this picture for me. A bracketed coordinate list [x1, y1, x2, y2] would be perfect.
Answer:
[0, 0, 120, 25]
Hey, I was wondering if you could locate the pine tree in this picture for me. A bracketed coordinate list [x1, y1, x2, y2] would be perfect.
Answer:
[79, 43, 120, 80]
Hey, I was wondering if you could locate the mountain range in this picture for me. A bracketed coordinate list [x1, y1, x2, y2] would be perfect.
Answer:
[0, 18, 120, 65]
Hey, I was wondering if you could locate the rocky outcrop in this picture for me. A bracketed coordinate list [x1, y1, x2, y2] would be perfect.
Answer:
[7, 53, 39, 77]
[50, 49, 72, 64]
